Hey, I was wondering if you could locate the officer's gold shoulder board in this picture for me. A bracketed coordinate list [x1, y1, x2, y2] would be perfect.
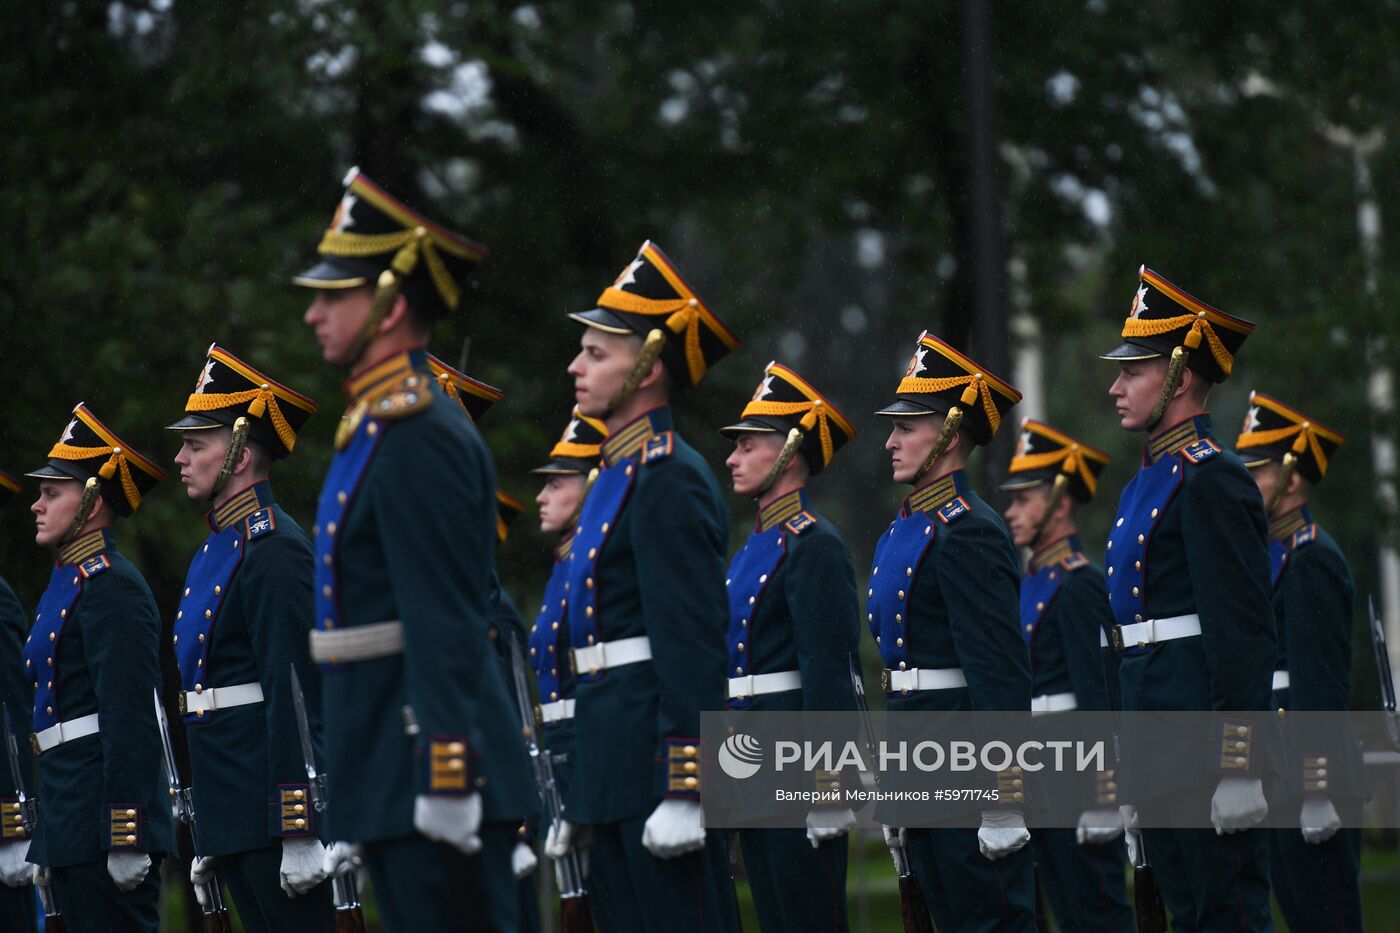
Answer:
[784, 511, 819, 536]
[1292, 523, 1318, 549]
[936, 495, 971, 524]
[370, 373, 434, 421]
[1060, 552, 1090, 571]
[1180, 438, 1221, 463]
[79, 555, 110, 579]
[641, 431, 674, 465]
[246, 508, 276, 540]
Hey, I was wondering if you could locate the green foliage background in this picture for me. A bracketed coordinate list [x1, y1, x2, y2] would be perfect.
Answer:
[2, 1, 1397, 701]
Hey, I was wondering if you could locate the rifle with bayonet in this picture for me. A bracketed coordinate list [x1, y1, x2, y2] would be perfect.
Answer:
[152, 689, 232, 933]
[4, 704, 63, 931]
[848, 656, 935, 933]
[507, 632, 593, 932]
[1368, 595, 1400, 749]
[289, 665, 366, 933]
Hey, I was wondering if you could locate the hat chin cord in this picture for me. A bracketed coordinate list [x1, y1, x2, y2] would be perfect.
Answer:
[1265, 451, 1299, 518]
[565, 467, 601, 531]
[754, 427, 805, 498]
[210, 417, 250, 501]
[606, 328, 667, 416]
[1146, 346, 1190, 433]
[916, 406, 965, 481]
[62, 477, 102, 546]
[1029, 473, 1071, 551]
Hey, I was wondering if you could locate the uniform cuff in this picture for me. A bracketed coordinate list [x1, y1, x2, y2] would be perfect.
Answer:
[0, 798, 26, 840]
[664, 738, 702, 799]
[276, 784, 314, 836]
[1094, 769, 1119, 808]
[1301, 755, 1331, 793]
[994, 766, 1025, 808]
[424, 735, 471, 795]
[1215, 716, 1258, 777]
[107, 804, 144, 850]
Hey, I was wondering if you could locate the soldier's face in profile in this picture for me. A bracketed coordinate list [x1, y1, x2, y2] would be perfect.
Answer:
[537, 474, 586, 535]
[303, 286, 373, 367]
[1247, 460, 1280, 506]
[568, 329, 641, 419]
[885, 416, 942, 484]
[1109, 359, 1167, 432]
[725, 432, 784, 497]
[1003, 487, 1050, 548]
[31, 479, 83, 548]
[174, 429, 231, 501]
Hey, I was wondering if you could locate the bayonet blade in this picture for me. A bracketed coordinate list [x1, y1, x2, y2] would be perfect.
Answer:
[288, 665, 324, 812]
[1, 704, 31, 833]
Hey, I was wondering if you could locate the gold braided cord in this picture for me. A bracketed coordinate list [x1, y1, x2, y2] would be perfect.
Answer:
[1238, 423, 1329, 477]
[895, 374, 1002, 435]
[550, 441, 603, 459]
[1121, 314, 1234, 375]
[185, 388, 299, 451]
[1010, 446, 1100, 496]
[742, 399, 837, 467]
[319, 228, 461, 312]
[46, 444, 142, 509]
[595, 288, 708, 384]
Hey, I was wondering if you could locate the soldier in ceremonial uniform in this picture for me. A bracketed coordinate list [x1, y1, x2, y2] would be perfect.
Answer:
[165, 343, 334, 929]
[1101, 266, 1275, 931]
[719, 361, 860, 933]
[0, 469, 37, 932]
[543, 240, 742, 932]
[23, 403, 174, 930]
[869, 331, 1035, 933]
[1000, 419, 1131, 933]
[530, 407, 608, 828]
[1235, 392, 1365, 931]
[296, 167, 533, 932]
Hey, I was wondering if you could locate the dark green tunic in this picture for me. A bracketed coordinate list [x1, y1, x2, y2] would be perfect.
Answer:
[0, 575, 36, 932]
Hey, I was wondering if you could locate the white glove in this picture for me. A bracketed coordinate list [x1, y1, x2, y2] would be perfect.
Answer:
[1300, 794, 1341, 844]
[977, 810, 1030, 861]
[804, 808, 856, 849]
[0, 840, 31, 887]
[1210, 776, 1268, 834]
[1119, 804, 1142, 864]
[414, 793, 483, 855]
[107, 851, 151, 892]
[641, 798, 706, 859]
[322, 840, 361, 876]
[189, 856, 217, 909]
[881, 824, 906, 848]
[545, 819, 575, 860]
[1076, 808, 1124, 846]
[280, 837, 328, 897]
[32, 865, 50, 889]
[512, 841, 538, 879]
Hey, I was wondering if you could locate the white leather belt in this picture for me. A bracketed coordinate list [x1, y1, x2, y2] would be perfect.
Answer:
[1272, 670, 1290, 691]
[728, 670, 802, 699]
[33, 713, 100, 754]
[1107, 613, 1201, 651]
[882, 666, 966, 694]
[571, 636, 652, 673]
[309, 620, 404, 663]
[541, 699, 576, 723]
[1031, 692, 1079, 714]
[180, 682, 264, 716]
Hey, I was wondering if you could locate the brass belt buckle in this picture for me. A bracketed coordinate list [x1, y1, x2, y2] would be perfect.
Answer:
[29, 734, 41, 758]
[880, 668, 892, 694]
[1110, 626, 1125, 652]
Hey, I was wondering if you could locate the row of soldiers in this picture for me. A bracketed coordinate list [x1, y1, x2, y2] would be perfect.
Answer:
[0, 166, 1365, 933]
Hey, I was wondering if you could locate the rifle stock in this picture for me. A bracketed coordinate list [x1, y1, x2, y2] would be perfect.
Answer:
[560, 893, 595, 933]
[335, 903, 368, 933]
[1131, 833, 1167, 933]
[203, 910, 233, 933]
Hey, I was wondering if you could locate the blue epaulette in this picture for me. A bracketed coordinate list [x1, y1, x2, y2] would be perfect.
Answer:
[79, 555, 111, 579]
[1060, 552, 1090, 572]
[1292, 523, 1318, 549]
[1180, 438, 1221, 463]
[641, 431, 675, 465]
[246, 508, 277, 540]
[784, 511, 818, 535]
[936, 496, 971, 524]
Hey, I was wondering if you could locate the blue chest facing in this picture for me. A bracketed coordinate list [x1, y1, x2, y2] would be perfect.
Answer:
[725, 525, 787, 675]
[867, 511, 937, 669]
[25, 560, 102, 731]
[530, 557, 572, 706]
[1020, 563, 1067, 645]
[173, 526, 245, 701]
[1106, 454, 1183, 634]
[313, 414, 384, 656]
[564, 457, 640, 678]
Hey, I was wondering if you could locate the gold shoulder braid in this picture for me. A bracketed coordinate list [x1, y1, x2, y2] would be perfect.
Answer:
[368, 373, 434, 422]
